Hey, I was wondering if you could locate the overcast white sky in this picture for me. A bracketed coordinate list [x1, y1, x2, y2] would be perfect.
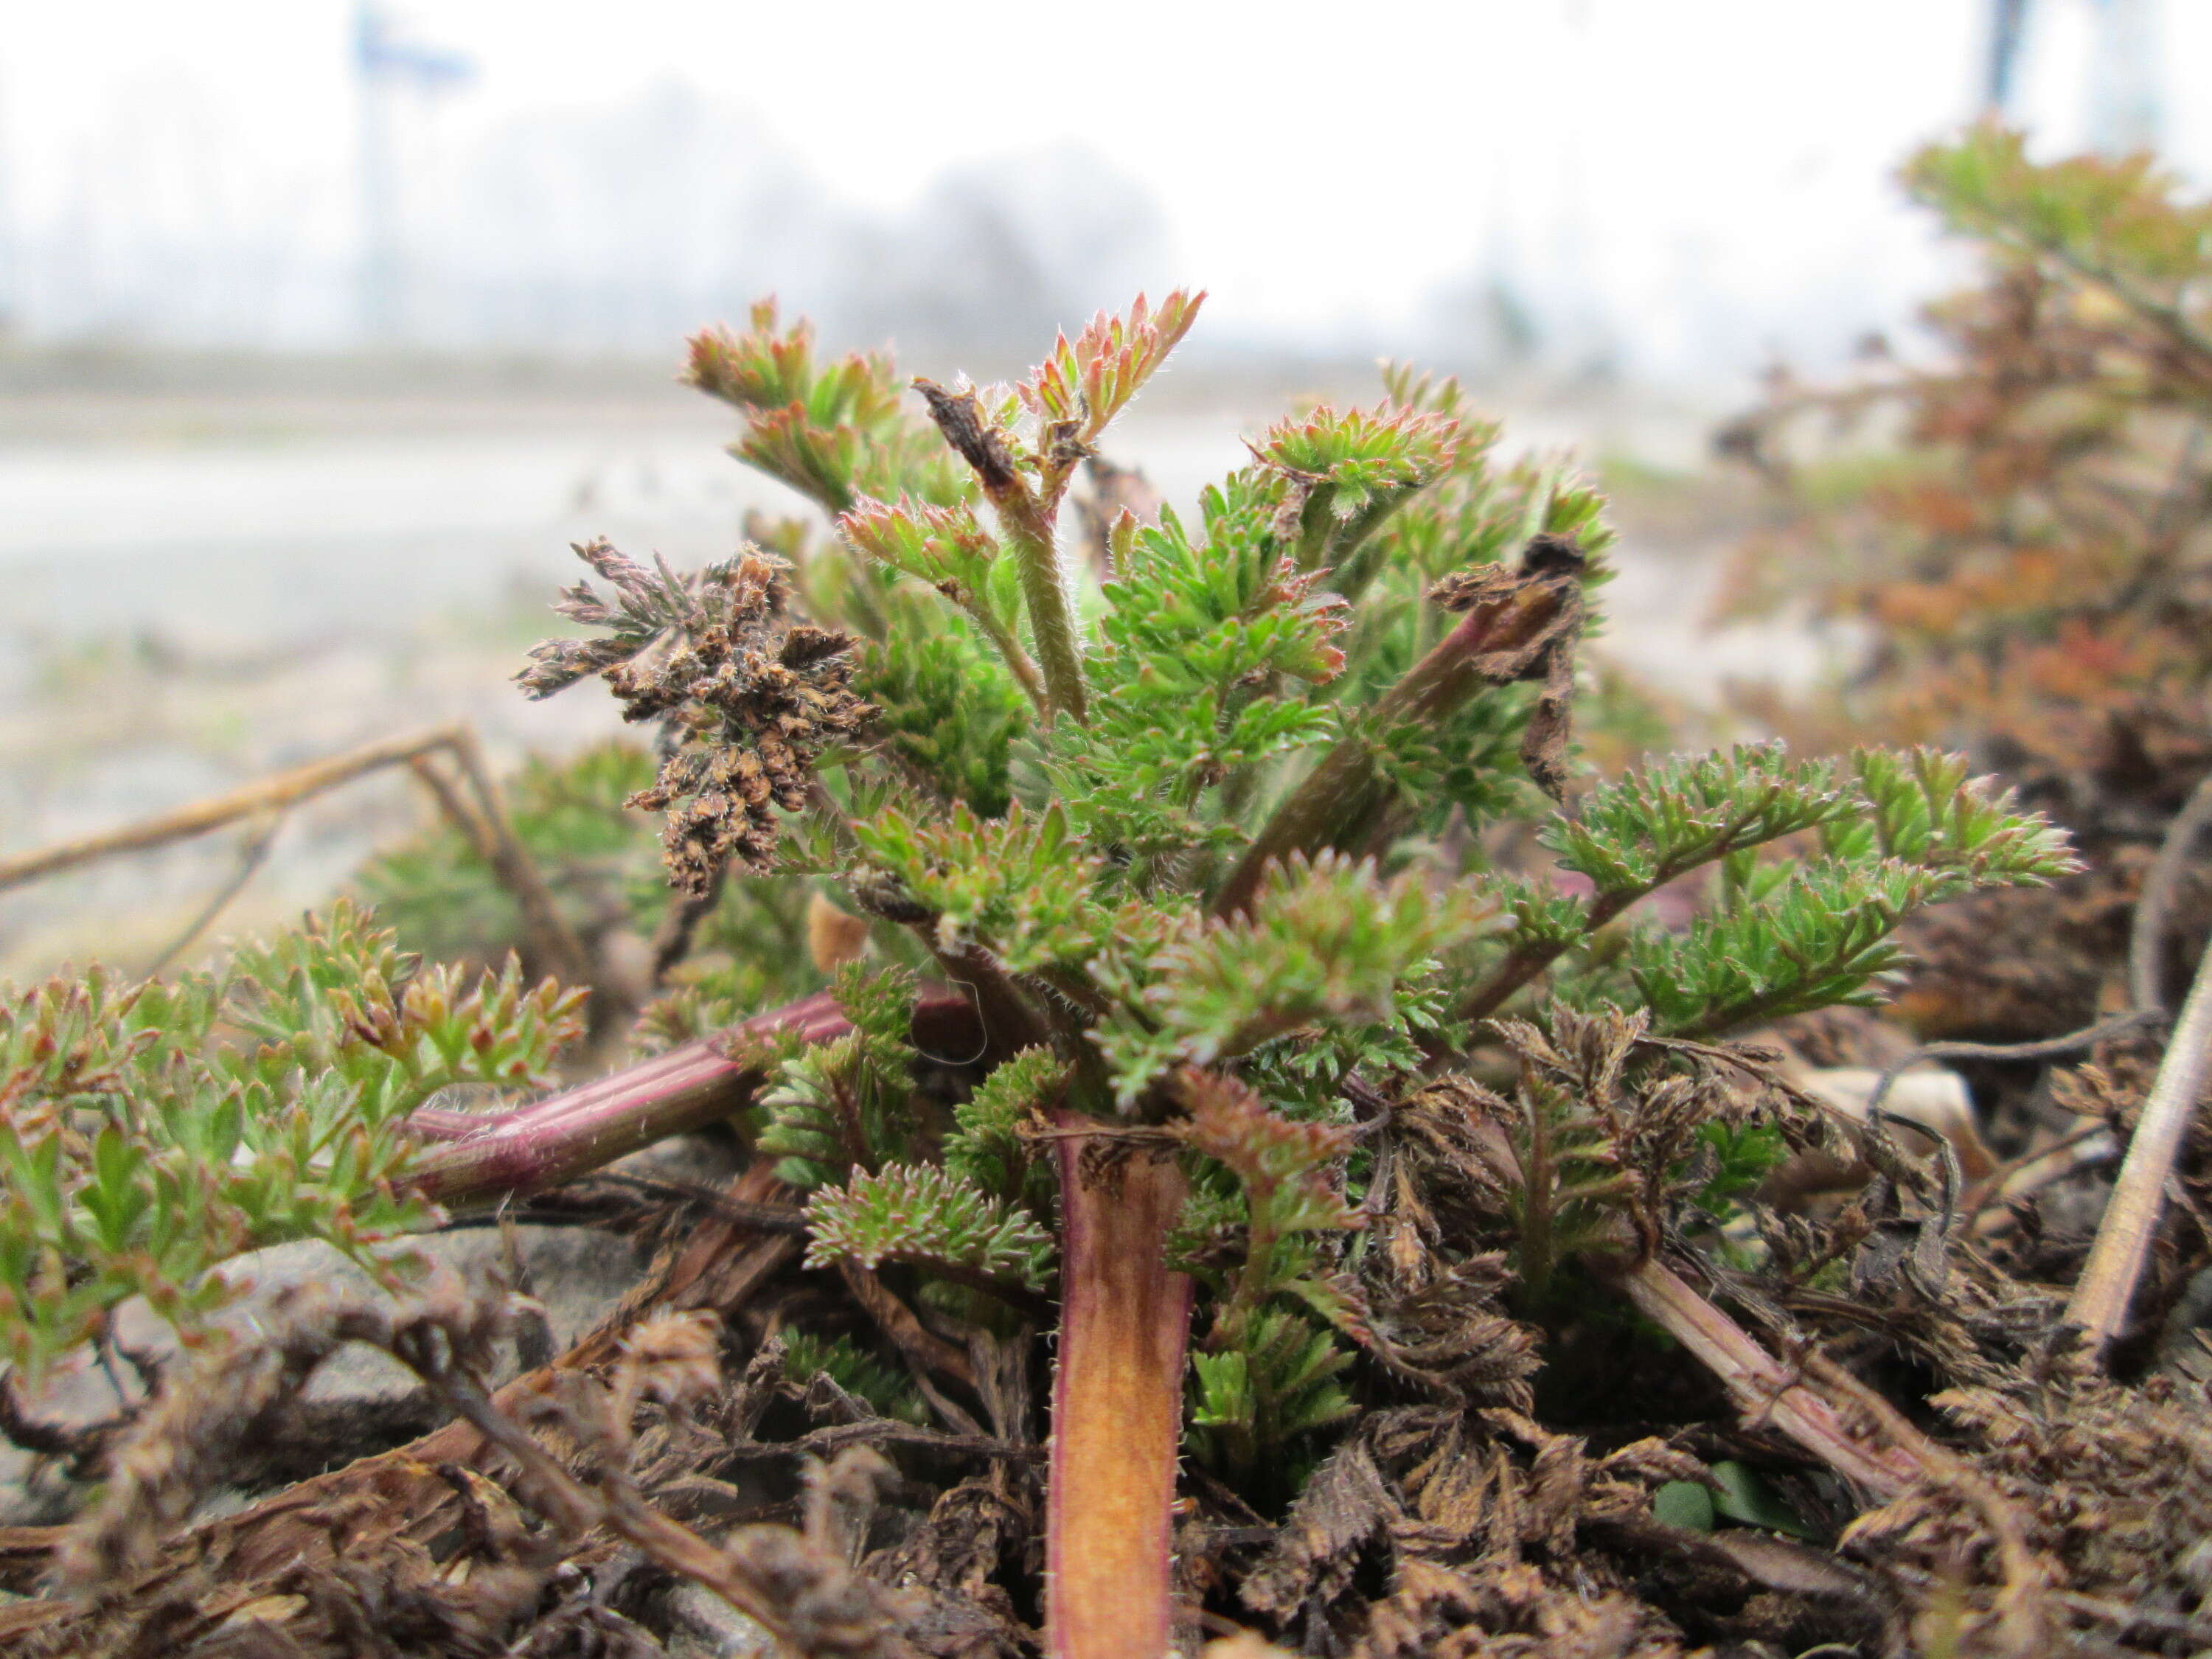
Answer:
[2, 1, 2204, 378]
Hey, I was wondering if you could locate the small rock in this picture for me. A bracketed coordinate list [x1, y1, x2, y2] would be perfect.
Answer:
[1794, 1066, 1995, 1178]
[0, 1221, 652, 1523]
[664, 1582, 778, 1658]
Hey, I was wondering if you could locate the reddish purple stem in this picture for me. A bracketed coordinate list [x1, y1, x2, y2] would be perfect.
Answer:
[407, 990, 971, 1206]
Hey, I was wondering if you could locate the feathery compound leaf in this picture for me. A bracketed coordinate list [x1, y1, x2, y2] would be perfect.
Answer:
[777, 1330, 927, 1424]
[1259, 403, 1467, 525]
[1540, 742, 1851, 898]
[0, 902, 584, 1379]
[224, 899, 585, 1119]
[1018, 289, 1206, 445]
[1174, 1071, 1360, 1240]
[945, 1047, 1065, 1213]
[1187, 1310, 1356, 1478]
[686, 299, 967, 515]
[851, 799, 1112, 974]
[687, 301, 898, 422]
[1173, 1071, 1363, 1484]
[839, 495, 1009, 622]
[854, 600, 1029, 815]
[1094, 853, 1482, 1103]
[1624, 858, 1941, 1037]
[804, 1163, 1055, 1293]
[1043, 473, 1350, 864]
[1257, 402, 1467, 574]
[1838, 747, 2079, 890]
[753, 966, 920, 1190]
[831, 961, 919, 1051]
[839, 495, 1043, 712]
[1908, 122, 2212, 286]
[1104, 476, 1352, 689]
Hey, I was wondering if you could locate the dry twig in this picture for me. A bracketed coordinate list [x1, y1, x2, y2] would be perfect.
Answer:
[2067, 927, 2212, 1354]
[0, 726, 459, 888]
[1613, 1257, 1928, 1498]
[0, 723, 590, 989]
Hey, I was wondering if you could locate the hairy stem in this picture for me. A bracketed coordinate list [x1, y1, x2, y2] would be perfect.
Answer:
[914, 376, 1088, 724]
[1048, 1112, 1193, 1659]
[1214, 565, 1576, 917]
[410, 987, 981, 1206]
[1000, 499, 1090, 727]
[1304, 490, 1425, 599]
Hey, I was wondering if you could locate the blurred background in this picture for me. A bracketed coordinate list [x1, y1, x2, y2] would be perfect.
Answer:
[0, 0, 2199, 973]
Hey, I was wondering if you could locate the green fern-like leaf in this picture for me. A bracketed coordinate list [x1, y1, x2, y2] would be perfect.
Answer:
[1540, 742, 1851, 902]
[804, 1163, 1055, 1293]
[1187, 1307, 1356, 1482]
[850, 799, 1112, 975]
[1094, 852, 1481, 1104]
[944, 1047, 1064, 1214]
[1040, 473, 1350, 868]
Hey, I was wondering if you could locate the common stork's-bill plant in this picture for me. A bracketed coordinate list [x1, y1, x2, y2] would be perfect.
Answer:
[0, 291, 2073, 1656]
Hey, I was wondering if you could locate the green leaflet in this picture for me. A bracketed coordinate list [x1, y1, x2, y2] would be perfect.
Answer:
[0, 901, 585, 1379]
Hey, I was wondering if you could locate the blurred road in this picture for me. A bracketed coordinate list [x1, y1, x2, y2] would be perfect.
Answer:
[0, 364, 1812, 975]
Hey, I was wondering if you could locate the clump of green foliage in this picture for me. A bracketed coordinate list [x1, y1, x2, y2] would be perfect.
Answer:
[0, 902, 582, 1380]
[0, 291, 2075, 1621]
[356, 742, 664, 965]
[512, 291, 2072, 1493]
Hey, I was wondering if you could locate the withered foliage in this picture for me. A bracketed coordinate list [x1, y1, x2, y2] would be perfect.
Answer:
[1237, 1408, 1714, 1658]
[1426, 531, 1587, 801]
[1724, 128, 2212, 1049]
[520, 541, 872, 895]
[0, 1279, 983, 1659]
[1849, 1356, 2212, 1651]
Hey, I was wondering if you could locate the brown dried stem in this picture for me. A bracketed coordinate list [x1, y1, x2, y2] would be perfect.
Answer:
[835, 1260, 978, 1391]
[436, 725, 594, 989]
[0, 723, 590, 992]
[1612, 1256, 1928, 1498]
[2130, 768, 2212, 1013]
[0, 726, 464, 889]
[2066, 924, 2212, 1355]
